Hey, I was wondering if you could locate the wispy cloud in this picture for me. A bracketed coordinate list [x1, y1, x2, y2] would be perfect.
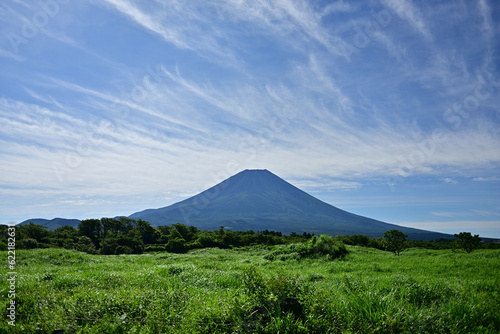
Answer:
[0, 0, 498, 237]
[99, 0, 242, 68]
[100, 0, 189, 50]
[471, 210, 500, 217]
[478, 0, 494, 40]
[292, 179, 362, 191]
[0, 48, 24, 61]
[473, 176, 500, 182]
[381, 0, 432, 40]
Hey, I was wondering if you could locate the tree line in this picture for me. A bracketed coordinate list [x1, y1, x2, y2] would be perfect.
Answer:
[0, 218, 495, 255]
[0, 218, 313, 255]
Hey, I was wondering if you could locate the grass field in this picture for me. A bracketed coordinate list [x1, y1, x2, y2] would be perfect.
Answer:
[1, 245, 499, 333]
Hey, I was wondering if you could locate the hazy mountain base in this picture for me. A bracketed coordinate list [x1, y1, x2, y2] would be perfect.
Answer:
[1, 246, 499, 333]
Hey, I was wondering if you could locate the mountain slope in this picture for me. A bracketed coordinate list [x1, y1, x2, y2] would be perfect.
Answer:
[130, 169, 452, 240]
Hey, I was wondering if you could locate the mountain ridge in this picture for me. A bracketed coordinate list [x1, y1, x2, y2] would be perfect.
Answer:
[19, 218, 81, 230]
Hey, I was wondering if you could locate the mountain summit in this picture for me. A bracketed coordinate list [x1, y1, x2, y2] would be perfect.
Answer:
[129, 169, 450, 240]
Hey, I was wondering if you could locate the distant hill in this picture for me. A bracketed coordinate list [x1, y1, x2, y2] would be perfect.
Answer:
[129, 169, 453, 240]
[19, 218, 81, 230]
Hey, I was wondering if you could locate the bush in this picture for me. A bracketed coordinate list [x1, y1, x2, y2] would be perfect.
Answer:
[265, 235, 347, 261]
[144, 244, 166, 252]
[99, 235, 143, 255]
[99, 238, 118, 255]
[75, 243, 97, 254]
[19, 238, 39, 249]
[342, 234, 369, 246]
[298, 235, 348, 259]
[240, 266, 308, 328]
[165, 237, 188, 253]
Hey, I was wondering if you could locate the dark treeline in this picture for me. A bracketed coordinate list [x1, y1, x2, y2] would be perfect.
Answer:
[337, 234, 499, 251]
[0, 218, 313, 255]
[338, 234, 456, 250]
[1, 219, 498, 255]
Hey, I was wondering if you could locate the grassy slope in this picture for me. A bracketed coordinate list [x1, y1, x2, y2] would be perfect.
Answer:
[1, 246, 499, 333]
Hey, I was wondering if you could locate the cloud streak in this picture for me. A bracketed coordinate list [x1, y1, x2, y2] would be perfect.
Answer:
[0, 0, 498, 237]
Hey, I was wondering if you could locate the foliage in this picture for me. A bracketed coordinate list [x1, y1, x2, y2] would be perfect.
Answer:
[454, 232, 482, 253]
[165, 237, 188, 253]
[18, 238, 39, 249]
[383, 229, 408, 256]
[13, 222, 51, 246]
[339, 234, 369, 246]
[265, 234, 348, 261]
[3, 221, 498, 257]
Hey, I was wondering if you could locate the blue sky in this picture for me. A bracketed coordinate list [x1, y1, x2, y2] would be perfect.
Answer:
[1, 0, 499, 238]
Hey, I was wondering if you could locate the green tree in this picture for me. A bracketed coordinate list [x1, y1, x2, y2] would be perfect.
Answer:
[78, 219, 102, 248]
[118, 217, 137, 233]
[53, 226, 79, 247]
[136, 219, 159, 244]
[383, 229, 408, 256]
[101, 218, 121, 237]
[454, 232, 481, 253]
[17, 222, 51, 243]
[172, 223, 196, 242]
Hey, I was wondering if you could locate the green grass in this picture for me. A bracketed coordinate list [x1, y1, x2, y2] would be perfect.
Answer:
[1, 246, 499, 333]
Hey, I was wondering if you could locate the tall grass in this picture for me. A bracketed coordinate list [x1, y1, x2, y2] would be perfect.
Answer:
[1, 246, 498, 333]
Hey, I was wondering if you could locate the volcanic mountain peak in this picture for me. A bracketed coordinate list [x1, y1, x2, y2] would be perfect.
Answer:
[129, 169, 453, 240]
[204, 169, 302, 197]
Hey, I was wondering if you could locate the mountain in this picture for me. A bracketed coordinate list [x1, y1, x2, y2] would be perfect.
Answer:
[19, 218, 81, 230]
[130, 169, 452, 240]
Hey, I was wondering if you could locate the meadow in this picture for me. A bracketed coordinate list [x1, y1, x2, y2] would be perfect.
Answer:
[1, 245, 499, 333]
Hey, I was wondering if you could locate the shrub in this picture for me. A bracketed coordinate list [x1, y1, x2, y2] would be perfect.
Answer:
[99, 237, 118, 255]
[298, 235, 348, 259]
[240, 266, 309, 329]
[265, 235, 347, 261]
[144, 244, 166, 252]
[19, 238, 38, 249]
[165, 237, 188, 253]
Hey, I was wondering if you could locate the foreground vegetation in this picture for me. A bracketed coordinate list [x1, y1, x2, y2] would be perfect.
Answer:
[1, 244, 499, 333]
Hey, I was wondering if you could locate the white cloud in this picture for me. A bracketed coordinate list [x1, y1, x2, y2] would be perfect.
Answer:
[478, 0, 494, 40]
[290, 179, 362, 191]
[381, 0, 432, 39]
[321, 1, 355, 17]
[0, 0, 498, 233]
[100, 0, 189, 50]
[471, 210, 500, 217]
[0, 48, 24, 61]
[473, 176, 500, 182]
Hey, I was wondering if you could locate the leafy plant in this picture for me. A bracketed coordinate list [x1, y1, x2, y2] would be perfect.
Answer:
[265, 234, 347, 261]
